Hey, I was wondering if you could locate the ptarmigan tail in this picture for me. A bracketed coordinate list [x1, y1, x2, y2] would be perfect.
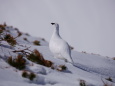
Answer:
[68, 56, 75, 66]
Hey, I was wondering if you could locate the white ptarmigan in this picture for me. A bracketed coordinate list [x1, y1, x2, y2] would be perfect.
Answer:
[49, 23, 74, 64]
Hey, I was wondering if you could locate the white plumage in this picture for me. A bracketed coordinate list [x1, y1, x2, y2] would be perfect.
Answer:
[49, 23, 74, 63]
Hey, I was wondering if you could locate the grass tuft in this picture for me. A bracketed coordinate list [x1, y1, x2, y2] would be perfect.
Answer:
[22, 71, 36, 81]
[33, 40, 40, 46]
[27, 49, 53, 67]
[29, 72, 36, 81]
[7, 55, 26, 70]
[22, 71, 29, 78]
[4, 34, 16, 46]
[79, 79, 86, 86]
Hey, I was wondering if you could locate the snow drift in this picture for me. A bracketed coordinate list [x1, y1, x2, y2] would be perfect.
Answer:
[0, 24, 115, 86]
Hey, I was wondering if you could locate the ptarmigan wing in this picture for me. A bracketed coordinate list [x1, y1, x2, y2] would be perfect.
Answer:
[59, 40, 73, 63]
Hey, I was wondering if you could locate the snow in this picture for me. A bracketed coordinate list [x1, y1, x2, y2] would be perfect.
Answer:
[0, 26, 115, 86]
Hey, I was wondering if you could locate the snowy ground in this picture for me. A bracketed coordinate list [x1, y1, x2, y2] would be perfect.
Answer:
[0, 25, 115, 86]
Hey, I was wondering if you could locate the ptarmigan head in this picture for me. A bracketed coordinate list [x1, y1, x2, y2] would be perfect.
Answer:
[51, 23, 55, 25]
[51, 23, 59, 30]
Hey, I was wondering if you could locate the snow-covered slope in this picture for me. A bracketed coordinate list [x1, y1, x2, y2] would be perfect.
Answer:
[0, 25, 115, 86]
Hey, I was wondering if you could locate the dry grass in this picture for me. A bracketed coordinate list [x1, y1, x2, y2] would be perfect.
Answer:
[33, 40, 40, 46]
[0, 24, 6, 30]
[106, 77, 112, 82]
[27, 49, 53, 67]
[79, 79, 86, 86]
[112, 57, 115, 60]
[4, 34, 17, 46]
[7, 55, 26, 70]
[22, 71, 36, 81]
[57, 65, 67, 71]
[23, 37, 28, 41]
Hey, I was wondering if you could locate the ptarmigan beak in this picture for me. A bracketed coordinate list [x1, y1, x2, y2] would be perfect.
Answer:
[51, 23, 55, 25]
